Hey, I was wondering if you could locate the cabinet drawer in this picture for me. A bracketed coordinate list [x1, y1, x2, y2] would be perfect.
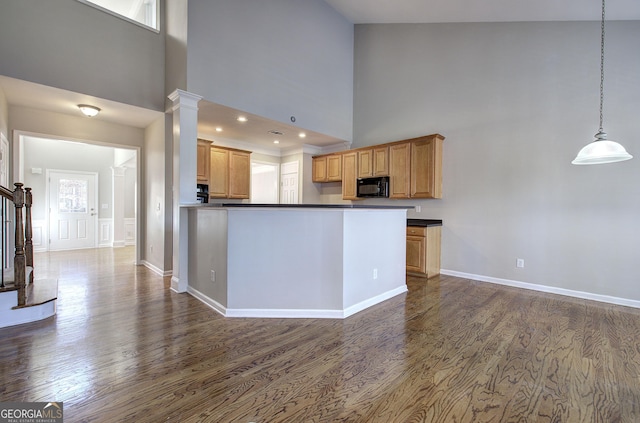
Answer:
[406, 226, 426, 237]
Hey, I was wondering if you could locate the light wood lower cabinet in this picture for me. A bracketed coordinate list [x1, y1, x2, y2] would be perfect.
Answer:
[406, 225, 441, 278]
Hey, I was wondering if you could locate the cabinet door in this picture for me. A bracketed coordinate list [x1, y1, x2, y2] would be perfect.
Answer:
[389, 142, 411, 198]
[373, 146, 389, 176]
[209, 147, 229, 198]
[406, 235, 426, 274]
[411, 137, 443, 199]
[312, 156, 327, 182]
[197, 140, 210, 183]
[357, 149, 373, 178]
[342, 152, 358, 200]
[229, 150, 250, 199]
[327, 154, 342, 182]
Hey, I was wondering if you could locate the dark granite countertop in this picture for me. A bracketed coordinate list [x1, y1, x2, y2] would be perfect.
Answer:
[221, 203, 412, 209]
[407, 219, 443, 227]
[182, 203, 412, 210]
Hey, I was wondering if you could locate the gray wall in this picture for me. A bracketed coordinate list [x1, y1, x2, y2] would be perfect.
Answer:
[144, 115, 171, 272]
[0, 0, 165, 111]
[353, 21, 640, 301]
[165, 0, 188, 98]
[0, 87, 7, 141]
[185, 0, 354, 142]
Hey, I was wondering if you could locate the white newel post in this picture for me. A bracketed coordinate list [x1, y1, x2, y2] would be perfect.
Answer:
[168, 89, 202, 293]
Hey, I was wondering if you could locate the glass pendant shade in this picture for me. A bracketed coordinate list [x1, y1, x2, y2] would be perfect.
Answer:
[572, 0, 632, 165]
[572, 131, 633, 165]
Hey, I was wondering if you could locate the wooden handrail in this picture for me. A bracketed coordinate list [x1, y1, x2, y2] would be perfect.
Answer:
[0, 186, 12, 201]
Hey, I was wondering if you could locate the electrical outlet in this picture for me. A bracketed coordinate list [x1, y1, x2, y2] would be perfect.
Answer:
[373, 268, 378, 279]
[516, 258, 525, 268]
[211, 270, 216, 282]
[415, 205, 421, 213]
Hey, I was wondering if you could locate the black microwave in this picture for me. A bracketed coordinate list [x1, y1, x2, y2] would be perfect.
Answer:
[357, 176, 389, 198]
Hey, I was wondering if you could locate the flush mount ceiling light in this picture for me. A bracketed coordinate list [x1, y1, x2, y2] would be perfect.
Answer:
[78, 104, 101, 117]
[237, 116, 248, 122]
[572, 0, 632, 165]
[298, 132, 306, 139]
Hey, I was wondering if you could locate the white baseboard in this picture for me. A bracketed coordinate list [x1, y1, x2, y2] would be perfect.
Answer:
[141, 260, 172, 277]
[440, 269, 640, 309]
[186, 284, 408, 319]
[343, 285, 408, 318]
[187, 286, 227, 316]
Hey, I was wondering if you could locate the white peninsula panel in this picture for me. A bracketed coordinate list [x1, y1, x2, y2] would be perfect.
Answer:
[187, 205, 408, 318]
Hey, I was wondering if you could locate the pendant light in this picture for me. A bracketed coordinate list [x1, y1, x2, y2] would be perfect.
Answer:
[572, 0, 632, 165]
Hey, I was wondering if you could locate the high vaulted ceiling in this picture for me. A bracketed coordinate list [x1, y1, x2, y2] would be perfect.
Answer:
[324, 0, 640, 24]
[3, 1, 639, 153]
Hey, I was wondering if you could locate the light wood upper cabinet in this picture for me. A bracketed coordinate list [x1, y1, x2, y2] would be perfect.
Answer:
[312, 154, 342, 182]
[209, 147, 229, 198]
[410, 135, 443, 199]
[312, 156, 327, 182]
[312, 133, 443, 199]
[373, 146, 389, 176]
[327, 154, 342, 181]
[229, 150, 251, 199]
[197, 139, 211, 183]
[357, 149, 373, 178]
[388, 142, 411, 199]
[209, 145, 251, 199]
[359, 147, 389, 178]
[342, 151, 358, 200]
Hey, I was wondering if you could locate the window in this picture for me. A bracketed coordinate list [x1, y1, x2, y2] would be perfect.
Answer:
[58, 179, 88, 213]
[78, 0, 159, 31]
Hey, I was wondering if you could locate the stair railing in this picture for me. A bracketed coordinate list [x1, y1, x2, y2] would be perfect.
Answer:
[0, 183, 34, 306]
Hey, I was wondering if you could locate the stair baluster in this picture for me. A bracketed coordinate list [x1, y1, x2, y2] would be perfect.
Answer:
[13, 183, 26, 306]
[25, 187, 33, 284]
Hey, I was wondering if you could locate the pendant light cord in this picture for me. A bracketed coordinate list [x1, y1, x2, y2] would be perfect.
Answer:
[599, 0, 605, 133]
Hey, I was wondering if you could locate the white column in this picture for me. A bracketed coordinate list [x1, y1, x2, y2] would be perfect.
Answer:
[168, 89, 202, 293]
[111, 166, 126, 247]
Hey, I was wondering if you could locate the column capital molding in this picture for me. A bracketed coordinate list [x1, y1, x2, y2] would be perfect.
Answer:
[168, 89, 203, 112]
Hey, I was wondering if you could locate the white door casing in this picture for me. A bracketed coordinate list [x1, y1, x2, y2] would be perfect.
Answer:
[47, 170, 98, 251]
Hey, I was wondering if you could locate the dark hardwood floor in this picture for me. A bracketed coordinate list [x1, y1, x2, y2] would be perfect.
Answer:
[1, 247, 639, 422]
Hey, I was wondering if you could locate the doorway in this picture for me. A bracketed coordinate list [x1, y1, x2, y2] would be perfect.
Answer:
[47, 170, 98, 251]
[251, 161, 279, 204]
[16, 134, 139, 255]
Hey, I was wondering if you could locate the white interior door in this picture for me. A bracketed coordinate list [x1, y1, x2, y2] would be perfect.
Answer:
[48, 170, 98, 251]
[280, 161, 299, 204]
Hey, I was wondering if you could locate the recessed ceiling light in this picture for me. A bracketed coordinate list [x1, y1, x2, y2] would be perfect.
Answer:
[273, 140, 280, 144]
[298, 132, 306, 138]
[237, 116, 248, 122]
[215, 127, 223, 132]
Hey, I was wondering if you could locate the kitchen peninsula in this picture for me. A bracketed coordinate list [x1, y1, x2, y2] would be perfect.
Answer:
[184, 204, 411, 318]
